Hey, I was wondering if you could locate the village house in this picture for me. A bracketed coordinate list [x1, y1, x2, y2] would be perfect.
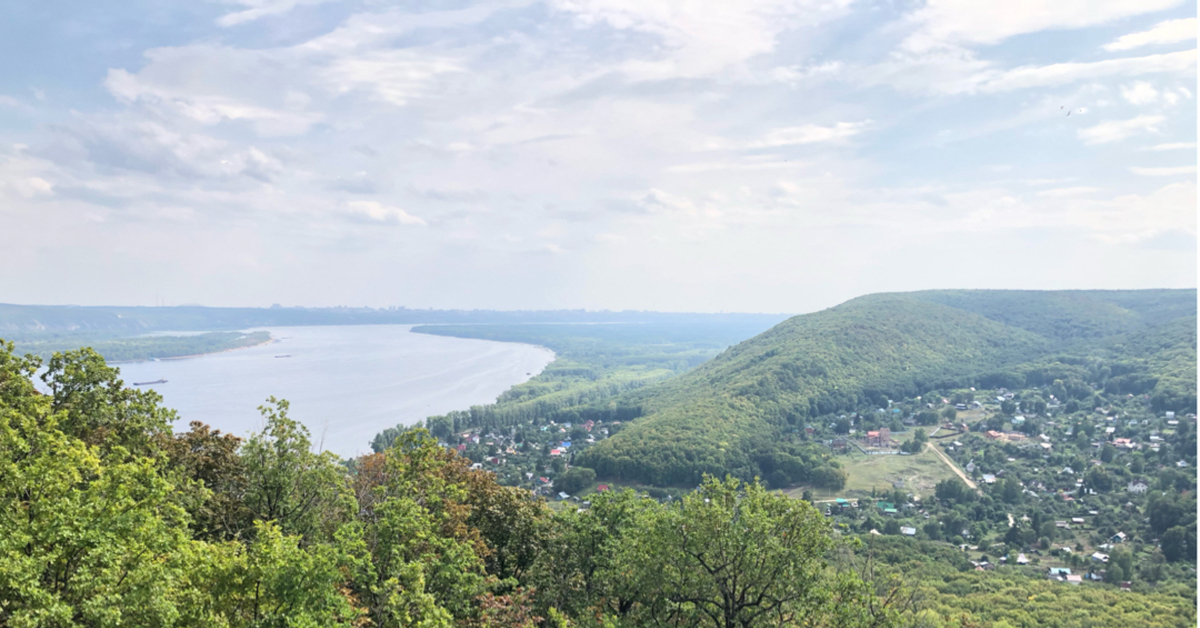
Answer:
[1127, 481, 1149, 494]
[865, 428, 891, 447]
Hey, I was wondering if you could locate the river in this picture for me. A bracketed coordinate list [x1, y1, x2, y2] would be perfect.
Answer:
[115, 325, 554, 459]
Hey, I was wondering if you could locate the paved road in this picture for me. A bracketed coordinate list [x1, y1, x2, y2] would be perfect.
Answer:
[925, 441, 981, 494]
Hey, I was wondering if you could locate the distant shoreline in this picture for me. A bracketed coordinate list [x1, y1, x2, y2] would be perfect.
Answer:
[112, 335, 276, 364]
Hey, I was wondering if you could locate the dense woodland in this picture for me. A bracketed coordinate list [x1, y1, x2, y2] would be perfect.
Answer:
[0, 342, 904, 628]
[3, 289, 1196, 627]
[578, 290, 1197, 486]
[392, 291, 1195, 490]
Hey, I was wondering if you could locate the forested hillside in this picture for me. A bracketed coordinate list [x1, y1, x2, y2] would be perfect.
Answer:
[4, 315, 1195, 627]
[578, 290, 1196, 486]
[0, 342, 905, 628]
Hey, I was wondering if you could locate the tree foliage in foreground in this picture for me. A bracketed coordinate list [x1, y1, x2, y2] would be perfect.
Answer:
[2, 342, 1193, 627]
[0, 341, 905, 628]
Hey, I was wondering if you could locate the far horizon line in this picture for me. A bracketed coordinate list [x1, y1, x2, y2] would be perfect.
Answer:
[3, 286, 1195, 315]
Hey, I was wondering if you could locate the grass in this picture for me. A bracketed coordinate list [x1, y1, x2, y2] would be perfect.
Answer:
[786, 447, 961, 502]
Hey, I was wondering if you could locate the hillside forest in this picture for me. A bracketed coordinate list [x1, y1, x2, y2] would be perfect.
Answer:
[2, 289, 1196, 627]
[1, 342, 905, 627]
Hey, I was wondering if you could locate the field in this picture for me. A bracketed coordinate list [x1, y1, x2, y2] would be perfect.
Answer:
[787, 446, 960, 502]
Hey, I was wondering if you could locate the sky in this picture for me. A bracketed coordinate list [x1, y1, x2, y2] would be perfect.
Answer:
[0, 0, 1196, 314]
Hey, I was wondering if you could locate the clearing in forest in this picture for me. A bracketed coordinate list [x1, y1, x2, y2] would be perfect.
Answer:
[788, 447, 960, 501]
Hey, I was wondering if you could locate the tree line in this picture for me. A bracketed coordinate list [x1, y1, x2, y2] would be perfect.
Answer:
[0, 343, 901, 627]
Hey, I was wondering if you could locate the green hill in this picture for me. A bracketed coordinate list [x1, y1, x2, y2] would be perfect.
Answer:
[579, 290, 1197, 486]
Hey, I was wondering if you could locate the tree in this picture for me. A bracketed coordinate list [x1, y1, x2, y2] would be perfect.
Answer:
[935, 478, 972, 505]
[1104, 562, 1125, 584]
[810, 465, 848, 491]
[240, 398, 353, 542]
[884, 519, 901, 535]
[1004, 524, 1023, 547]
[1000, 400, 1017, 415]
[916, 411, 939, 426]
[1038, 521, 1056, 542]
[1130, 452, 1145, 474]
[428, 415, 455, 442]
[531, 489, 653, 619]
[1085, 467, 1113, 493]
[1161, 526, 1196, 563]
[0, 343, 189, 626]
[1000, 478, 1022, 504]
[161, 420, 251, 541]
[41, 347, 175, 457]
[556, 467, 596, 494]
[1100, 444, 1116, 463]
[348, 429, 494, 626]
[186, 521, 362, 627]
[626, 476, 899, 628]
[834, 417, 852, 434]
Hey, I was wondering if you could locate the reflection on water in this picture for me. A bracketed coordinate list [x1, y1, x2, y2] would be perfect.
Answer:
[117, 325, 554, 459]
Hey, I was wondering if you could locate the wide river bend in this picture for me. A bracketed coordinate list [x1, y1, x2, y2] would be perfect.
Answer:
[115, 325, 554, 459]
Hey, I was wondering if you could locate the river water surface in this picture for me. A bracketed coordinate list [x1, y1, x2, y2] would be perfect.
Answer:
[116, 325, 554, 459]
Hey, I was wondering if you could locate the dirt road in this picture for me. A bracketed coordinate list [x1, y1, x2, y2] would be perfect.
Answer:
[925, 442, 980, 494]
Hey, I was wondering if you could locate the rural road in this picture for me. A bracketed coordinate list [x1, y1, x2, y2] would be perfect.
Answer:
[926, 442, 981, 493]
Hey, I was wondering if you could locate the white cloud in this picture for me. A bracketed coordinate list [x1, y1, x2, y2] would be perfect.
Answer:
[104, 34, 465, 138]
[48, 117, 286, 183]
[1129, 165, 1197, 176]
[769, 62, 843, 85]
[972, 50, 1195, 94]
[1104, 18, 1197, 51]
[321, 50, 463, 106]
[345, 200, 427, 225]
[664, 160, 802, 174]
[1143, 142, 1198, 151]
[6, 1, 1198, 310]
[865, 48, 1196, 95]
[747, 121, 868, 148]
[216, 0, 336, 27]
[902, 0, 1183, 51]
[3, 176, 55, 199]
[1121, 81, 1160, 104]
[1037, 187, 1101, 197]
[552, 0, 852, 78]
[105, 53, 324, 137]
[1077, 116, 1165, 144]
